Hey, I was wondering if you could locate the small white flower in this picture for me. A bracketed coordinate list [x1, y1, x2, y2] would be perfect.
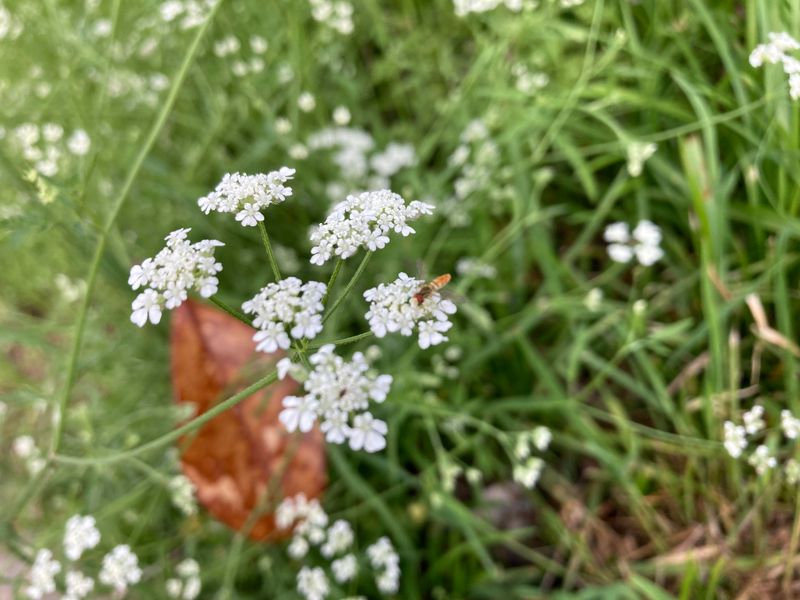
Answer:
[280, 395, 320, 433]
[603, 222, 630, 244]
[64, 515, 101, 561]
[289, 143, 309, 160]
[723, 421, 747, 458]
[626, 141, 656, 177]
[321, 519, 354, 557]
[250, 35, 268, 54]
[750, 33, 800, 100]
[298, 92, 316, 112]
[169, 474, 198, 516]
[743, 405, 765, 435]
[297, 566, 329, 600]
[25, 549, 61, 600]
[332, 105, 351, 125]
[748, 444, 777, 475]
[332, 554, 358, 582]
[782, 410, 800, 440]
[235, 202, 265, 227]
[584, 288, 603, 312]
[67, 129, 91, 156]
[786, 459, 800, 484]
[275, 117, 292, 134]
[604, 220, 663, 266]
[513, 456, 544, 489]
[64, 570, 94, 600]
[99, 545, 142, 593]
[348, 413, 388, 453]
[532, 426, 551, 451]
[367, 536, 400, 593]
[370, 142, 416, 178]
[455, 257, 496, 279]
[13, 435, 36, 459]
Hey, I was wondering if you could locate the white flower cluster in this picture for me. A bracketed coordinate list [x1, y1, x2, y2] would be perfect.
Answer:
[160, 0, 217, 30]
[453, 0, 530, 17]
[169, 474, 198, 516]
[603, 220, 664, 266]
[99, 545, 142, 593]
[370, 142, 416, 179]
[455, 257, 497, 279]
[197, 167, 295, 226]
[9, 122, 90, 177]
[308, 127, 375, 181]
[278, 345, 392, 453]
[511, 426, 551, 490]
[166, 558, 201, 600]
[212, 33, 267, 77]
[626, 141, 657, 177]
[242, 278, 326, 352]
[277, 494, 401, 598]
[310, 190, 434, 265]
[308, 0, 354, 35]
[0, 2, 23, 41]
[723, 404, 800, 481]
[364, 273, 457, 349]
[749, 32, 800, 100]
[12, 434, 46, 475]
[512, 63, 549, 95]
[128, 228, 224, 326]
[25, 515, 142, 599]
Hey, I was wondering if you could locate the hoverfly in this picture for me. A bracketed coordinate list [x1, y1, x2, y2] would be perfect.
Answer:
[413, 273, 452, 305]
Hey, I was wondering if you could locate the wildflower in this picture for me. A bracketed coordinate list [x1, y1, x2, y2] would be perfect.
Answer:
[25, 549, 61, 600]
[723, 421, 747, 458]
[277, 345, 392, 453]
[64, 570, 94, 600]
[275, 117, 292, 134]
[309, 190, 434, 265]
[197, 168, 295, 224]
[64, 515, 101, 561]
[167, 558, 201, 600]
[584, 287, 603, 312]
[128, 228, 224, 326]
[455, 257, 497, 279]
[748, 444, 776, 475]
[787, 459, 800, 485]
[243, 278, 326, 352]
[332, 105, 351, 125]
[513, 456, 544, 489]
[626, 141, 656, 177]
[13, 435, 36, 458]
[603, 220, 663, 266]
[367, 537, 400, 594]
[307, 127, 374, 180]
[532, 426, 552, 451]
[331, 554, 358, 582]
[743, 405, 765, 435]
[298, 91, 316, 112]
[290, 143, 310, 160]
[168, 474, 198, 516]
[364, 272, 456, 349]
[782, 410, 800, 440]
[370, 142, 416, 178]
[321, 520, 354, 557]
[750, 32, 800, 100]
[99, 545, 142, 593]
[309, 0, 354, 35]
[67, 129, 91, 156]
[297, 566, 329, 600]
[453, 0, 527, 17]
[213, 35, 240, 57]
[250, 35, 268, 54]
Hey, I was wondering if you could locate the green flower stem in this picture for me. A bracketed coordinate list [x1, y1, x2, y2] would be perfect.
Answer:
[53, 369, 277, 467]
[322, 251, 372, 325]
[257, 220, 282, 281]
[308, 331, 374, 350]
[210, 295, 251, 326]
[4, 3, 221, 524]
[322, 258, 345, 304]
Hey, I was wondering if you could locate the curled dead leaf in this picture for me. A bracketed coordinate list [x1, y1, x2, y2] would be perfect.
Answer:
[170, 299, 326, 540]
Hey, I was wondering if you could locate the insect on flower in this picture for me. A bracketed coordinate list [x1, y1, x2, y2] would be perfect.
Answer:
[413, 273, 452, 305]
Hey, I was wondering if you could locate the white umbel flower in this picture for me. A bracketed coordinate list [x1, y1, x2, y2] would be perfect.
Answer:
[169, 474, 198, 516]
[197, 168, 295, 224]
[750, 32, 800, 100]
[363, 272, 456, 349]
[748, 444, 777, 475]
[166, 558, 201, 600]
[367, 536, 400, 594]
[242, 278, 326, 352]
[99, 545, 142, 593]
[64, 570, 94, 600]
[743, 404, 766, 435]
[277, 345, 392, 453]
[63, 515, 101, 561]
[128, 228, 224, 326]
[626, 141, 656, 177]
[723, 421, 747, 458]
[603, 220, 663, 266]
[309, 190, 434, 265]
[782, 410, 800, 440]
[331, 554, 358, 582]
[67, 129, 91, 156]
[370, 142, 416, 178]
[25, 549, 61, 600]
[513, 456, 544, 489]
[297, 566, 329, 600]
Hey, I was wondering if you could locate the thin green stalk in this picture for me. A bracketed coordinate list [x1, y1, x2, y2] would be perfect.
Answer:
[210, 296, 251, 326]
[322, 251, 372, 325]
[308, 331, 374, 350]
[53, 370, 277, 467]
[257, 220, 282, 281]
[5, 4, 221, 523]
[322, 258, 345, 304]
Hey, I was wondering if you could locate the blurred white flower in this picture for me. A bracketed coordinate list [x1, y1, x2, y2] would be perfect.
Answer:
[99, 545, 142, 593]
[782, 410, 800, 440]
[723, 421, 747, 458]
[297, 566, 329, 600]
[750, 32, 800, 100]
[513, 456, 544, 489]
[370, 142, 416, 178]
[64, 515, 101, 561]
[455, 257, 496, 279]
[364, 272, 456, 349]
[298, 91, 317, 112]
[367, 536, 400, 594]
[310, 190, 434, 265]
[250, 35, 268, 54]
[167, 558, 201, 600]
[67, 129, 91, 156]
[748, 444, 776, 475]
[13, 435, 36, 459]
[169, 474, 198, 516]
[64, 570, 94, 600]
[289, 143, 309, 160]
[332, 105, 351, 125]
[626, 141, 656, 177]
[331, 554, 358, 582]
[309, 0, 354, 35]
[787, 459, 800, 484]
[743, 404, 765, 435]
[275, 117, 292, 134]
[321, 520, 354, 557]
[25, 549, 61, 600]
[604, 220, 663, 266]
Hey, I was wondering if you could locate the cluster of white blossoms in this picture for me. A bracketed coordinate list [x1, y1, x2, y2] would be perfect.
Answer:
[370, 142, 416, 179]
[26, 515, 141, 599]
[363, 273, 457, 349]
[277, 345, 392, 453]
[603, 220, 664, 266]
[197, 167, 295, 226]
[511, 426, 552, 490]
[749, 32, 800, 100]
[309, 190, 434, 265]
[455, 257, 497, 279]
[212, 33, 268, 77]
[511, 63, 549, 96]
[168, 474, 198, 516]
[166, 558, 201, 600]
[128, 228, 224, 326]
[159, 0, 217, 30]
[8, 122, 91, 177]
[242, 278, 326, 352]
[277, 494, 401, 598]
[308, 0, 354, 35]
[308, 127, 375, 181]
[0, 2, 23, 41]
[453, 0, 531, 17]
[626, 141, 657, 177]
[724, 404, 800, 482]
[12, 434, 46, 475]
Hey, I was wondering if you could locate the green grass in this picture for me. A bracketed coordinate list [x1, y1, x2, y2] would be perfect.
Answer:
[3, 0, 800, 598]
